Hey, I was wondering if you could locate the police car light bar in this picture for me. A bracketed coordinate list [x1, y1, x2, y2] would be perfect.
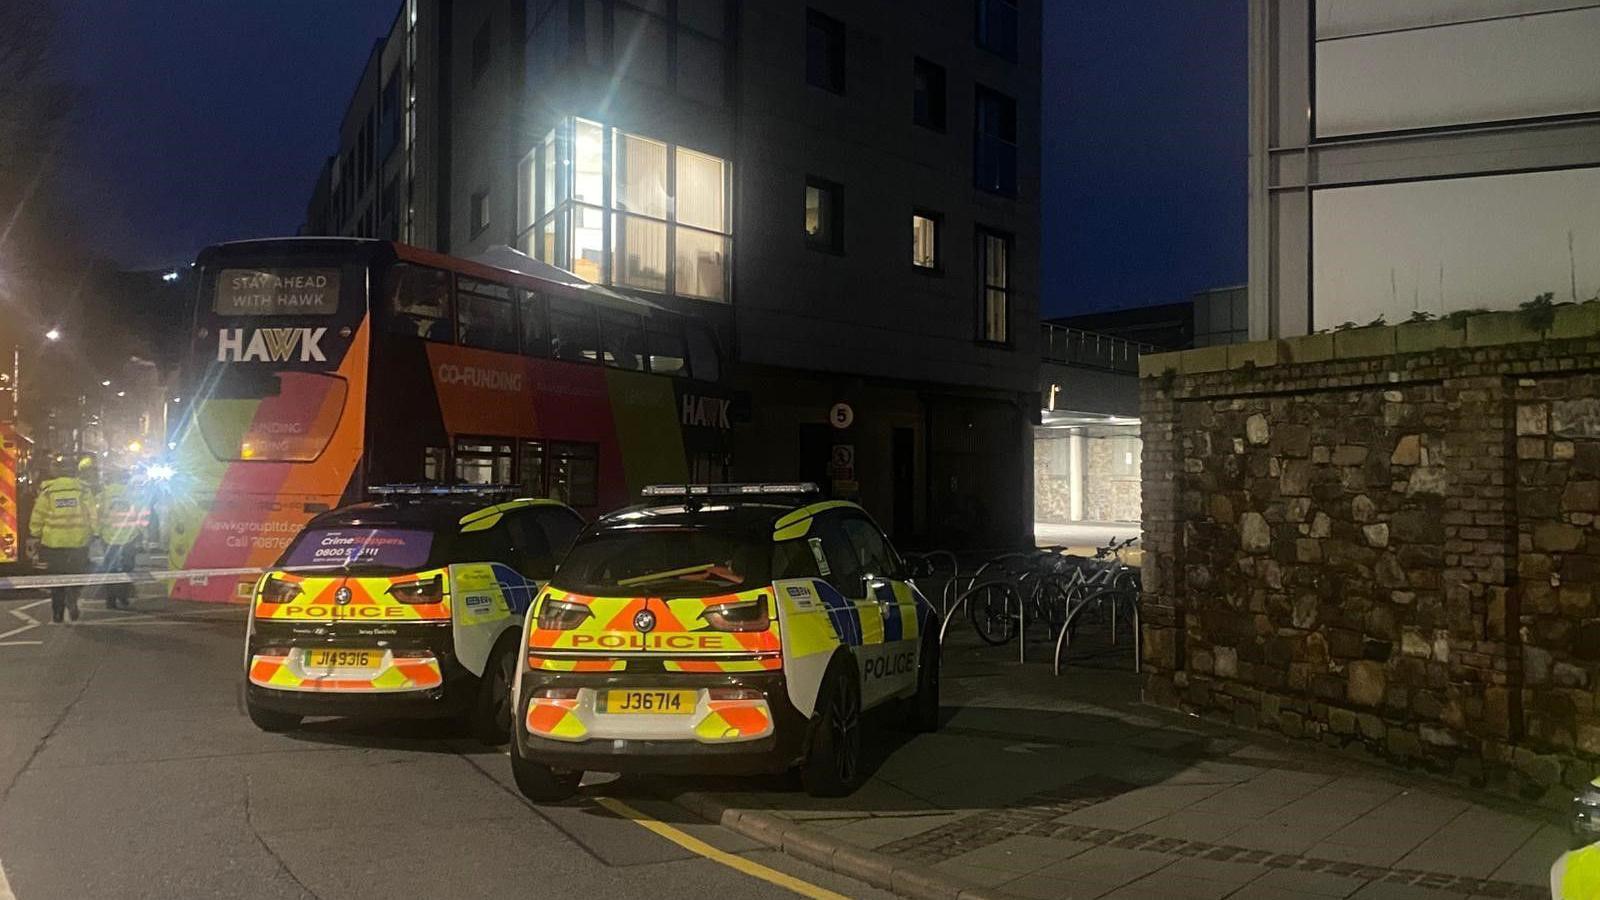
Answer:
[369, 483, 515, 496]
[641, 482, 820, 498]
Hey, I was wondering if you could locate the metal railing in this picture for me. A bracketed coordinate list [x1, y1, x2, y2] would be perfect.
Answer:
[1040, 323, 1160, 374]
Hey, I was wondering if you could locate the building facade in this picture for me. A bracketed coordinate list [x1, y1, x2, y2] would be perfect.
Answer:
[304, 0, 442, 247]
[307, 0, 1042, 548]
[1248, 0, 1600, 339]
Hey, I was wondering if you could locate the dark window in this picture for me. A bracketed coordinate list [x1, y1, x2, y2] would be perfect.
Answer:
[646, 320, 689, 376]
[913, 58, 946, 130]
[454, 520, 516, 567]
[379, 70, 402, 160]
[976, 0, 1018, 60]
[840, 514, 903, 579]
[912, 211, 940, 271]
[471, 188, 490, 237]
[975, 86, 1018, 196]
[812, 515, 865, 597]
[456, 277, 518, 353]
[599, 309, 646, 371]
[548, 441, 599, 507]
[516, 440, 599, 508]
[518, 289, 549, 357]
[772, 537, 821, 580]
[504, 507, 585, 579]
[554, 526, 772, 597]
[978, 227, 1011, 343]
[456, 438, 513, 484]
[548, 295, 600, 363]
[472, 19, 493, 83]
[804, 177, 843, 253]
[382, 264, 453, 341]
[805, 10, 845, 94]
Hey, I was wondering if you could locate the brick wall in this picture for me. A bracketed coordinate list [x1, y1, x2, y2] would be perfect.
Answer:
[1139, 305, 1600, 800]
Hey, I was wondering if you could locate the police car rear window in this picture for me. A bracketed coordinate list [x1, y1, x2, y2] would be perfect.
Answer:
[553, 528, 773, 598]
[280, 528, 433, 571]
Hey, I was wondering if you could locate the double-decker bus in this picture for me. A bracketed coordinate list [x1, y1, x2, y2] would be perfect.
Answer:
[169, 238, 734, 602]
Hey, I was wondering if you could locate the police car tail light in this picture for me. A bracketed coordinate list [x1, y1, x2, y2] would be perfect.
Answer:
[537, 599, 593, 631]
[387, 576, 443, 604]
[707, 688, 762, 701]
[259, 577, 301, 604]
[701, 596, 769, 633]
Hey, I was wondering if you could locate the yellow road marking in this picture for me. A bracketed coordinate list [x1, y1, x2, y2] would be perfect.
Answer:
[595, 797, 850, 900]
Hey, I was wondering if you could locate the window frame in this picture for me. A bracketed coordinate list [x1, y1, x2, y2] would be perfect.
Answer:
[974, 85, 1019, 197]
[976, 226, 1013, 346]
[804, 176, 844, 254]
[975, 0, 1019, 62]
[911, 208, 943, 274]
[470, 187, 491, 238]
[471, 18, 493, 84]
[912, 57, 947, 132]
[805, 9, 846, 95]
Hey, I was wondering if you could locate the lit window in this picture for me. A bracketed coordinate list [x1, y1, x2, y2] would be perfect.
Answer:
[514, 118, 732, 302]
[806, 178, 842, 252]
[616, 215, 668, 293]
[614, 131, 669, 218]
[573, 119, 604, 206]
[456, 439, 512, 485]
[912, 212, 940, 270]
[978, 228, 1011, 343]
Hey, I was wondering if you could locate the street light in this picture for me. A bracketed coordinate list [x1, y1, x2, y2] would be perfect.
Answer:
[44, 328, 60, 342]
[100, 379, 111, 387]
[115, 390, 126, 398]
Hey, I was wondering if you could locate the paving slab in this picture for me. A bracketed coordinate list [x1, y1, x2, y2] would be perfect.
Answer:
[667, 643, 1560, 900]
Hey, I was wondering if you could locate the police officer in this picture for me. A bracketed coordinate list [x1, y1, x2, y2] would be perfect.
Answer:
[98, 467, 148, 610]
[28, 456, 98, 623]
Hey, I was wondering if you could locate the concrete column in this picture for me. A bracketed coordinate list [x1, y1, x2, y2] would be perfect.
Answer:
[1068, 430, 1085, 522]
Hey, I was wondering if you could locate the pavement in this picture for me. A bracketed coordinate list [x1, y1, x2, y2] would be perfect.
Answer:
[0, 588, 1570, 900]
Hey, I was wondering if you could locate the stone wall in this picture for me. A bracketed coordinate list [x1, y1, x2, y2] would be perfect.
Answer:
[1138, 305, 1600, 801]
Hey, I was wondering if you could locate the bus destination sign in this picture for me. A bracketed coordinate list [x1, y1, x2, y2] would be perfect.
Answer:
[216, 268, 340, 316]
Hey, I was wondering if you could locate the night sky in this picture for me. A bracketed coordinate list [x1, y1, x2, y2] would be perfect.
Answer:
[57, 1, 1246, 319]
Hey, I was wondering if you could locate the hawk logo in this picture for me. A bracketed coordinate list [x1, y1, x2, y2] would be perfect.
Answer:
[217, 327, 328, 363]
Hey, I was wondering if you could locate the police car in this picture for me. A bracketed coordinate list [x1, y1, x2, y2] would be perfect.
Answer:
[244, 486, 584, 742]
[510, 483, 940, 800]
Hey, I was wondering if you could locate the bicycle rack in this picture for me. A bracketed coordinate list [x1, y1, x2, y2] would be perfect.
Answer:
[1052, 588, 1141, 677]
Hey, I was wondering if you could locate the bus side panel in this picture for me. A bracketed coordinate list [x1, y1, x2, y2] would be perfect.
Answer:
[602, 369, 688, 496]
[169, 318, 370, 602]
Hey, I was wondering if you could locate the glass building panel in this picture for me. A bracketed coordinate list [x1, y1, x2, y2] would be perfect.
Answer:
[572, 204, 605, 283]
[616, 214, 668, 292]
[1311, 167, 1600, 330]
[674, 228, 727, 301]
[573, 118, 604, 205]
[1315, 5, 1600, 136]
[615, 5, 670, 86]
[675, 148, 726, 232]
[614, 131, 669, 217]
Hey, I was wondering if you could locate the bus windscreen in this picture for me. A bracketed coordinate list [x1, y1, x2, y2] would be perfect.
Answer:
[196, 371, 349, 462]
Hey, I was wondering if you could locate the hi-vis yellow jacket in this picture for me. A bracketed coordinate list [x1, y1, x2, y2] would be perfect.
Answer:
[30, 477, 97, 549]
[98, 482, 150, 546]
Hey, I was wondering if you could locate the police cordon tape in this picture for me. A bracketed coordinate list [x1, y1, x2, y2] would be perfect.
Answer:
[0, 566, 270, 591]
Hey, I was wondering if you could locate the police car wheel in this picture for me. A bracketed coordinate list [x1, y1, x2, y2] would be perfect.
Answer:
[907, 631, 941, 734]
[511, 740, 581, 803]
[469, 642, 517, 745]
[246, 703, 301, 733]
[802, 663, 862, 798]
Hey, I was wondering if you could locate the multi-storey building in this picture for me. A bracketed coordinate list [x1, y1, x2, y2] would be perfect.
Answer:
[1249, 1, 1600, 338]
[306, 0, 1041, 548]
